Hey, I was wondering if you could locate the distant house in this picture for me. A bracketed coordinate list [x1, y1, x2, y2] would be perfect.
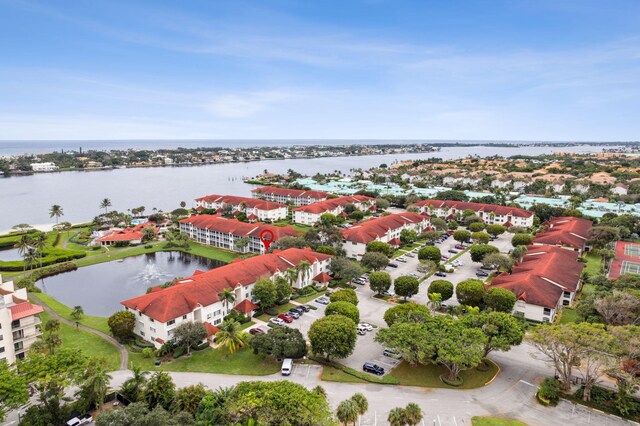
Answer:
[611, 183, 629, 196]
[342, 212, 430, 259]
[549, 180, 565, 193]
[413, 200, 534, 228]
[120, 248, 332, 347]
[491, 179, 511, 189]
[251, 186, 329, 206]
[293, 195, 374, 225]
[30, 162, 58, 172]
[96, 222, 158, 246]
[572, 182, 590, 194]
[194, 194, 288, 221]
[512, 180, 528, 191]
[491, 245, 584, 322]
[532, 216, 593, 253]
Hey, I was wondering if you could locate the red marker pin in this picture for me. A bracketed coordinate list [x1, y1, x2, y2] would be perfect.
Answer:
[259, 230, 275, 251]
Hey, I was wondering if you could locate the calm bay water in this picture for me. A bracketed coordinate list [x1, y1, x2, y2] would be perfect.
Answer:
[0, 143, 611, 231]
[36, 251, 225, 316]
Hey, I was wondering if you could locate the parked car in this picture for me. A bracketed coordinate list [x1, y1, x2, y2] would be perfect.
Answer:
[269, 318, 285, 326]
[441, 255, 450, 261]
[476, 270, 489, 277]
[315, 297, 330, 305]
[281, 358, 293, 376]
[388, 263, 399, 268]
[396, 257, 407, 263]
[249, 327, 265, 335]
[325, 291, 333, 296]
[480, 264, 496, 270]
[290, 306, 305, 315]
[452, 260, 463, 266]
[287, 310, 300, 319]
[384, 289, 396, 297]
[424, 241, 435, 246]
[300, 305, 312, 312]
[448, 249, 459, 254]
[455, 244, 466, 250]
[278, 313, 294, 323]
[435, 272, 447, 277]
[405, 253, 415, 257]
[358, 323, 373, 331]
[410, 273, 420, 278]
[357, 324, 367, 335]
[363, 362, 385, 375]
[383, 348, 402, 359]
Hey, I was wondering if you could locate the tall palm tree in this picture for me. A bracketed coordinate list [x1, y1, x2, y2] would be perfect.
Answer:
[83, 359, 112, 411]
[218, 288, 236, 315]
[285, 268, 299, 287]
[32, 232, 47, 270]
[599, 248, 616, 273]
[297, 260, 312, 285]
[388, 407, 407, 426]
[99, 198, 112, 215]
[404, 403, 423, 426]
[49, 205, 64, 224]
[427, 293, 442, 312]
[70, 305, 84, 328]
[215, 320, 248, 354]
[120, 364, 149, 402]
[351, 393, 368, 424]
[14, 235, 32, 272]
[336, 399, 358, 426]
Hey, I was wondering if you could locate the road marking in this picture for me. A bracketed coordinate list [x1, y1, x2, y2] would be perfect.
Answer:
[453, 416, 458, 426]
[518, 379, 536, 387]
[437, 414, 442, 426]
[306, 365, 311, 378]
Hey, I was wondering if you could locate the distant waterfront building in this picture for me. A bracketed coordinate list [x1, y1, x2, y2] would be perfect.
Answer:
[30, 162, 58, 172]
[342, 212, 430, 259]
[293, 195, 374, 225]
[96, 222, 159, 246]
[251, 186, 330, 206]
[0, 277, 44, 363]
[120, 248, 332, 348]
[179, 215, 300, 253]
[413, 200, 534, 228]
[194, 194, 288, 222]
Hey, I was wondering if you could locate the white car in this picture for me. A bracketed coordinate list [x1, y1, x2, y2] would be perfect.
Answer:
[358, 323, 374, 331]
[269, 318, 285, 326]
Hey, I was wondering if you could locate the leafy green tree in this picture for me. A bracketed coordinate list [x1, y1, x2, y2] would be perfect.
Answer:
[70, 305, 84, 327]
[483, 287, 517, 312]
[375, 198, 390, 210]
[174, 321, 207, 355]
[455, 279, 485, 307]
[427, 292, 442, 311]
[351, 393, 368, 423]
[144, 371, 176, 410]
[330, 257, 364, 282]
[0, 360, 29, 422]
[428, 280, 453, 301]
[253, 278, 277, 309]
[361, 251, 389, 271]
[320, 213, 339, 227]
[99, 198, 112, 214]
[250, 326, 307, 358]
[485, 224, 506, 237]
[218, 288, 236, 315]
[394, 276, 419, 300]
[453, 230, 471, 243]
[78, 358, 112, 411]
[309, 315, 357, 360]
[96, 402, 194, 426]
[108, 310, 136, 342]
[448, 220, 459, 230]
[482, 253, 514, 272]
[369, 271, 392, 295]
[42, 318, 62, 355]
[315, 245, 336, 255]
[587, 226, 620, 248]
[329, 288, 359, 305]
[119, 365, 149, 403]
[172, 383, 207, 416]
[511, 233, 534, 246]
[510, 245, 528, 262]
[215, 320, 249, 354]
[462, 311, 525, 358]
[418, 246, 441, 263]
[383, 302, 431, 326]
[469, 244, 499, 262]
[365, 241, 394, 257]
[471, 231, 490, 244]
[194, 387, 232, 425]
[325, 301, 360, 324]
[468, 222, 485, 232]
[275, 278, 292, 303]
[400, 229, 418, 245]
[430, 217, 448, 231]
[349, 210, 364, 220]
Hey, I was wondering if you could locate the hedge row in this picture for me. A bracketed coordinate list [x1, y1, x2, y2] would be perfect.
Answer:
[0, 249, 86, 271]
[15, 262, 78, 291]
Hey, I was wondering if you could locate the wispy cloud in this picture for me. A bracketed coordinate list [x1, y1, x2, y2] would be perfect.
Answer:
[205, 90, 297, 118]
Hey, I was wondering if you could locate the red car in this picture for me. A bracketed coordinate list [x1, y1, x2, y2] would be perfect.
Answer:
[249, 328, 265, 335]
[278, 313, 294, 323]
[455, 244, 466, 250]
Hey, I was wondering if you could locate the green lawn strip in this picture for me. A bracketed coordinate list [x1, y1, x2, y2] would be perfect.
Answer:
[239, 320, 256, 330]
[389, 359, 499, 389]
[294, 290, 322, 304]
[471, 417, 528, 426]
[321, 365, 368, 383]
[39, 311, 120, 371]
[31, 292, 111, 335]
[129, 347, 279, 375]
[311, 357, 398, 385]
[583, 252, 602, 277]
[558, 307, 578, 324]
[255, 302, 298, 321]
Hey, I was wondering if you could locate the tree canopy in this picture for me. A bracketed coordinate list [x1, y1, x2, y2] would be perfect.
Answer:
[309, 315, 357, 360]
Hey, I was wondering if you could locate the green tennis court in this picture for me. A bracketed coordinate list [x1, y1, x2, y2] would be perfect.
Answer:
[621, 261, 640, 275]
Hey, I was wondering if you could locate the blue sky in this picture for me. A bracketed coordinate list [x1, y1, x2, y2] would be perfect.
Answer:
[0, 0, 639, 141]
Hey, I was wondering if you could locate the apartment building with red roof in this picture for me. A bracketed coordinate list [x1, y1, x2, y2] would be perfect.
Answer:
[491, 245, 584, 322]
[194, 194, 288, 221]
[532, 216, 593, 253]
[413, 200, 534, 228]
[121, 248, 331, 348]
[293, 195, 374, 225]
[251, 186, 330, 206]
[179, 215, 301, 254]
[342, 212, 430, 259]
[0, 276, 44, 363]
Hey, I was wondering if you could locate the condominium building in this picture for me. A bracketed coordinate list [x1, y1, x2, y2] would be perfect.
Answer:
[293, 195, 374, 225]
[194, 194, 288, 222]
[121, 248, 332, 348]
[0, 277, 44, 363]
[413, 200, 534, 228]
[251, 186, 329, 206]
[179, 215, 300, 254]
[532, 216, 593, 253]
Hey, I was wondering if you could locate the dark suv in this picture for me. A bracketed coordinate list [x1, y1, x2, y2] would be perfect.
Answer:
[363, 362, 385, 375]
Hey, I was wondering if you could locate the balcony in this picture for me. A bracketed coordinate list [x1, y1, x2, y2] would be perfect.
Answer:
[11, 317, 42, 330]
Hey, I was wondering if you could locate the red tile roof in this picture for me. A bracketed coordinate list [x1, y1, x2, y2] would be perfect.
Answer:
[414, 200, 534, 218]
[195, 194, 286, 211]
[293, 195, 374, 214]
[9, 301, 44, 320]
[342, 213, 429, 244]
[388, 238, 401, 246]
[121, 248, 331, 322]
[233, 299, 259, 314]
[180, 215, 301, 240]
[532, 217, 592, 250]
[491, 245, 584, 308]
[312, 272, 332, 283]
[252, 186, 329, 199]
[204, 322, 220, 336]
[97, 222, 158, 242]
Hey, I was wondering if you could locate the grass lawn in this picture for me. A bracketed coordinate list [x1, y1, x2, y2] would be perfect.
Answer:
[471, 417, 528, 426]
[129, 347, 279, 375]
[40, 311, 121, 371]
[583, 252, 602, 277]
[239, 320, 256, 330]
[558, 307, 579, 324]
[31, 292, 111, 335]
[294, 290, 322, 304]
[256, 302, 298, 321]
[389, 359, 499, 389]
[321, 365, 367, 383]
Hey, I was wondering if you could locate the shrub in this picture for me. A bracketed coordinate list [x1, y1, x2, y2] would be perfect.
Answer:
[325, 301, 360, 323]
[192, 342, 210, 351]
[418, 246, 441, 263]
[141, 348, 154, 358]
[329, 288, 358, 306]
[265, 308, 279, 316]
[173, 345, 186, 359]
[537, 377, 561, 406]
[428, 280, 454, 301]
[144, 244, 153, 249]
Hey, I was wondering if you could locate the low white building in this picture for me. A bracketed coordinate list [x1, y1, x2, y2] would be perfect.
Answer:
[30, 162, 58, 172]
[121, 248, 332, 348]
[342, 212, 430, 259]
[611, 184, 629, 196]
[0, 277, 44, 363]
[194, 194, 288, 222]
[413, 200, 534, 228]
[491, 179, 512, 189]
[293, 195, 374, 225]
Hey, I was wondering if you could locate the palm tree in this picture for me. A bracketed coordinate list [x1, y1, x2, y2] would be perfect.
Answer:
[70, 305, 84, 328]
[336, 399, 358, 426]
[43, 319, 61, 355]
[297, 260, 312, 285]
[120, 364, 149, 402]
[285, 268, 299, 287]
[99, 198, 112, 215]
[49, 205, 64, 224]
[14, 235, 32, 272]
[218, 288, 236, 315]
[215, 320, 248, 354]
[599, 248, 616, 273]
[388, 407, 406, 426]
[83, 359, 112, 411]
[32, 232, 47, 270]
[404, 403, 423, 426]
[427, 292, 442, 312]
[351, 393, 368, 424]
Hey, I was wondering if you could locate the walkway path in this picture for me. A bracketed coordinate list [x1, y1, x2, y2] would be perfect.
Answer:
[30, 293, 128, 370]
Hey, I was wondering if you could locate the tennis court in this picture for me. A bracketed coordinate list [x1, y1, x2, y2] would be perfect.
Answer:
[624, 244, 640, 257]
[620, 260, 640, 275]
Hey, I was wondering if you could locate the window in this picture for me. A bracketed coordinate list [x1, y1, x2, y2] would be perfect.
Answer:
[207, 313, 212, 320]
[183, 315, 187, 320]
[0, 347, 4, 353]
[11, 320, 20, 329]
[167, 319, 175, 326]
[543, 308, 551, 315]
[563, 291, 571, 298]
[149, 318, 154, 323]
[214, 319, 222, 325]
[150, 327, 156, 333]
[138, 312, 142, 317]
[214, 310, 221, 316]
[14, 342, 23, 351]
[140, 331, 145, 336]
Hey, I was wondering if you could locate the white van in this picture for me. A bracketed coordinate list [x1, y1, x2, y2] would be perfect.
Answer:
[281, 358, 293, 376]
[357, 325, 367, 335]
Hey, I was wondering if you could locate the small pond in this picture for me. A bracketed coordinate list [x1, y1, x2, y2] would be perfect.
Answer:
[36, 251, 225, 316]
[0, 247, 23, 262]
